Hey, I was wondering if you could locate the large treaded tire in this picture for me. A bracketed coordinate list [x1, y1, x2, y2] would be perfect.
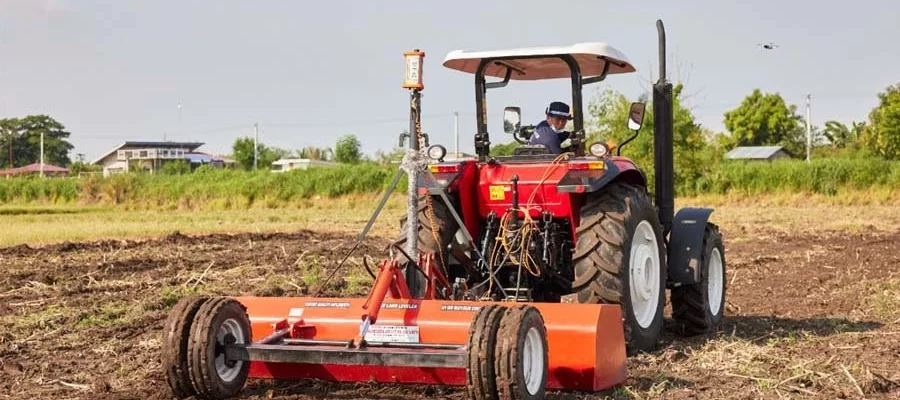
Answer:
[572, 182, 666, 354]
[162, 295, 210, 399]
[465, 304, 508, 400]
[494, 305, 549, 400]
[187, 296, 251, 400]
[671, 223, 726, 335]
[393, 195, 459, 298]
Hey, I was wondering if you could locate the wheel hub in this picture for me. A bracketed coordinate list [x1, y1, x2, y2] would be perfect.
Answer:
[707, 247, 724, 315]
[522, 327, 545, 395]
[215, 318, 246, 383]
[629, 220, 661, 329]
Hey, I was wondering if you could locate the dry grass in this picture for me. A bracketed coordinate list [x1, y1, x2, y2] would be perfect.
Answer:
[0, 194, 407, 247]
[2, 192, 899, 248]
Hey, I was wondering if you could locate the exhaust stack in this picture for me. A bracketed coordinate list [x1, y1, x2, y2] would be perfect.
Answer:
[653, 19, 674, 237]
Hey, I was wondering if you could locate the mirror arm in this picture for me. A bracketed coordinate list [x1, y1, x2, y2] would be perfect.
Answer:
[617, 129, 639, 156]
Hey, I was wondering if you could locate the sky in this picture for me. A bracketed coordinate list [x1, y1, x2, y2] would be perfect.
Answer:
[1, 0, 898, 162]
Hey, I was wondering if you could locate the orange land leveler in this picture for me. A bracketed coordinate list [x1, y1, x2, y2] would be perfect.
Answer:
[161, 19, 727, 400]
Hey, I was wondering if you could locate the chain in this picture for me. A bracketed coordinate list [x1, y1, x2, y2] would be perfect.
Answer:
[410, 93, 449, 285]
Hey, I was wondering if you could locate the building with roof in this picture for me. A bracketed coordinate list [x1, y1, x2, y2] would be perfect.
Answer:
[0, 163, 70, 178]
[725, 146, 791, 161]
[92, 141, 209, 176]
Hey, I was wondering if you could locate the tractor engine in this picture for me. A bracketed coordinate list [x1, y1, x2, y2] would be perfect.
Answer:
[471, 209, 575, 302]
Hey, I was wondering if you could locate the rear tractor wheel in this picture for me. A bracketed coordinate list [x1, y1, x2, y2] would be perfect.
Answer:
[572, 183, 666, 354]
[671, 223, 726, 335]
[393, 195, 459, 298]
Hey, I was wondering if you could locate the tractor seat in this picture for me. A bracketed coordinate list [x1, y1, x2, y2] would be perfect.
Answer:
[513, 145, 552, 156]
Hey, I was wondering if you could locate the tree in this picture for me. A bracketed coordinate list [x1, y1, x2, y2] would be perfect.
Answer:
[297, 146, 333, 161]
[0, 115, 75, 168]
[489, 140, 519, 156]
[230, 136, 288, 170]
[822, 120, 865, 149]
[722, 89, 808, 156]
[334, 134, 362, 164]
[374, 147, 406, 165]
[861, 83, 900, 160]
[585, 83, 711, 189]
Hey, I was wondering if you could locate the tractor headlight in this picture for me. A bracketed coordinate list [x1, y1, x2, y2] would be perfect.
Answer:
[588, 141, 610, 157]
[427, 144, 447, 161]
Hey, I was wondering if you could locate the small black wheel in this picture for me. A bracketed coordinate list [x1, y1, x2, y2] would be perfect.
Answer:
[494, 305, 549, 400]
[465, 305, 508, 400]
[161, 295, 210, 399]
[187, 296, 252, 400]
[671, 223, 727, 335]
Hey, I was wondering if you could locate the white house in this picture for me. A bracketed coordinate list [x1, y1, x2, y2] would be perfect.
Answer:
[270, 158, 339, 173]
[92, 141, 205, 176]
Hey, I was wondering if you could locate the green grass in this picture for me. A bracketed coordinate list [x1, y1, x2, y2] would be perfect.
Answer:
[684, 157, 900, 196]
[2, 157, 899, 209]
[0, 163, 406, 208]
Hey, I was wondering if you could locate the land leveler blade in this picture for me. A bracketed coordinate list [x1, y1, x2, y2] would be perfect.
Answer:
[161, 257, 627, 400]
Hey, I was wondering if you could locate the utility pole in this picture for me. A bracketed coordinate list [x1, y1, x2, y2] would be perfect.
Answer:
[453, 111, 459, 158]
[806, 93, 811, 163]
[253, 123, 259, 170]
[40, 132, 44, 177]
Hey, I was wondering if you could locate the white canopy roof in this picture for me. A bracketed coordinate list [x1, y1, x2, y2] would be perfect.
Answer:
[442, 42, 635, 80]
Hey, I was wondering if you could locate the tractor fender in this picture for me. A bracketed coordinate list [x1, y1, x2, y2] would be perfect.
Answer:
[667, 207, 714, 285]
[556, 158, 647, 194]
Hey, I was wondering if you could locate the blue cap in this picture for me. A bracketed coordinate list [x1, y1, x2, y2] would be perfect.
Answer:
[545, 101, 572, 120]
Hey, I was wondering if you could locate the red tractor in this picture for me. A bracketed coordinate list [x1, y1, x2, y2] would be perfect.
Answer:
[394, 20, 726, 354]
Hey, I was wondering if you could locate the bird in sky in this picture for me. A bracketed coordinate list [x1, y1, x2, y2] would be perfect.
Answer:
[758, 42, 779, 50]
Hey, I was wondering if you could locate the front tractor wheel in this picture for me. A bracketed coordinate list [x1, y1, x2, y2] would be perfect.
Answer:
[671, 224, 726, 335]
[572, 183, 666, 354]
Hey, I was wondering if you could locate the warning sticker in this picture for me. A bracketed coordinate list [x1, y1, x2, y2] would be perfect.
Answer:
[489, 185, 506, 200]
[303, 301, 351, 308]
[364, 325, 420, 343]
[440, 304, 481, 312]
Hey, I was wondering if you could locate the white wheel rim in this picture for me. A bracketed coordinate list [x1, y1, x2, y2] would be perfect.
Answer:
[215, 318, 246, 382]
[707, 248, 724, 316]
[629, 220, 661, 329]
[522, 327, 545, 395]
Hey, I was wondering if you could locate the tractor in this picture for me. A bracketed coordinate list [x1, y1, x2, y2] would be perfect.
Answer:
[393, 20, 726, 353]
[160, 19, 726, 400]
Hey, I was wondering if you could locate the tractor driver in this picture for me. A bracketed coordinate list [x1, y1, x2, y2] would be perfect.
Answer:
[527, 101, 572, 154]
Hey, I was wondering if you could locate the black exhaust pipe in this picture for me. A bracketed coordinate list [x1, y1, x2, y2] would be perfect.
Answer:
[653, 19, 674, 237]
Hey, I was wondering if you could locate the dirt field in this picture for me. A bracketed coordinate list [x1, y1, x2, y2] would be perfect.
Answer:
[1, 223, 899, 399]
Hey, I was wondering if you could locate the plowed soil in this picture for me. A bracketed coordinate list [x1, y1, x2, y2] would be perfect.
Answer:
[1, 226, 899, 399]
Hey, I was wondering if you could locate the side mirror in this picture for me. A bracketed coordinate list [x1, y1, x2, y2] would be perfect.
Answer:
[617, 102, 646, 156]
[627, 102, 646, 131]
[503, 107, 521, 135]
